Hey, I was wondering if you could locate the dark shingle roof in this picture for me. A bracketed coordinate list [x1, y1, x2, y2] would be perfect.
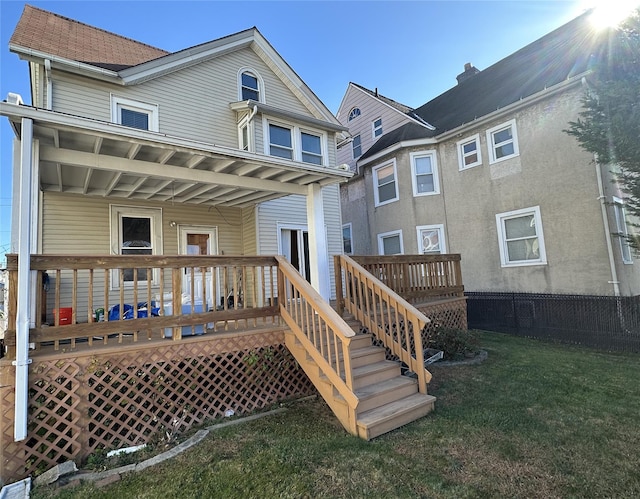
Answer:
[361, 11, 615, 161]
[10, 5, 169, 70]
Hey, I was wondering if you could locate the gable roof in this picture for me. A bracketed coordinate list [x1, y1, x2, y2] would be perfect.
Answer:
[10, 4, 169, 71]
[9, 5, 341, 126]
[361, 11, 614, 161]
[350, 83, 414, 115]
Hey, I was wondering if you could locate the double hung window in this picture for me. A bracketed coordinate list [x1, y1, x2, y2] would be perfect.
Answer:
[352, 134, 362, 159]
[372, 118, 383, 138]
[373, 160, 399, 206]
[411, 151, 439, 196]
[378, 230, 403, 255]
[416, 225, 446, 254]
[487, 119, 519, 163]
[457, 134, 482, 170]
[496, 206, 547, 266]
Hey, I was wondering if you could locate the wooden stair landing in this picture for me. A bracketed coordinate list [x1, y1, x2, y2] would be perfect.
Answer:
[285, 314, 435, 440]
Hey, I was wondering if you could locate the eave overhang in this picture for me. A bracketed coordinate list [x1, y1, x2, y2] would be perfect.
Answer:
[230, 100, 349, 133]
[1, 103, 352, 208]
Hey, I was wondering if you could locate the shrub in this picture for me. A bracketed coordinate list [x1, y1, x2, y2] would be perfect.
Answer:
[425, 326, 480, 361]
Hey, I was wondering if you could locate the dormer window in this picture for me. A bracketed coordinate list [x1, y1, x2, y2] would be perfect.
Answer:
[241, 71, 259, 101]
[348, 107, 361, 121]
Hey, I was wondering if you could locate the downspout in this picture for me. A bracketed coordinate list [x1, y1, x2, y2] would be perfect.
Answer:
[595, 152, 620, 296]
[44, 59, 52, 110]
[14, 117, 34, 441]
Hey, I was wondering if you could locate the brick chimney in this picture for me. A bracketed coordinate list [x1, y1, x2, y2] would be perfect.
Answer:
[456, 62, 480, 84]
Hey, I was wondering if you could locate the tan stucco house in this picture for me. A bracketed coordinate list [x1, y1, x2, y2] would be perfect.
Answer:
[337, 12, 639, 337]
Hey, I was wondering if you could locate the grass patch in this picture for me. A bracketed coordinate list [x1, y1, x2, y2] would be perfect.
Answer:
[32, 332, 640, 498]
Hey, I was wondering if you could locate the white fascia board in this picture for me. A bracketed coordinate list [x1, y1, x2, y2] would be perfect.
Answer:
[350, 83, 435, 130]
[10, 44, 121, 84]
[250, 31, 341, 126]
[358, 137, 437, 167]
[230, 100, 348, 133]
[0, 102, 353, 180]
[119, 33, 254, 84]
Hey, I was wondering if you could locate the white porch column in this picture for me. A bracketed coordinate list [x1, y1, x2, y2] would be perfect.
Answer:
[306, 183, 330, 301]
[14, 118, 35, 441]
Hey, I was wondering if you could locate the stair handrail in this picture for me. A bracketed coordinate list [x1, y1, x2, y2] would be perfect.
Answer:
[275, 256, 359, 410]
[335, 255, 432, 393]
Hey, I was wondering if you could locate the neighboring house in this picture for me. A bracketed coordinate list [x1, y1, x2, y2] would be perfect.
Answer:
[5, 5, 350, 305]
[338, 13, 639, 315]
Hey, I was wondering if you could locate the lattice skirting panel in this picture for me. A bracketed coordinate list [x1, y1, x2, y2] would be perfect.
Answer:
[418, 298, 468, 335]
[0, 330, 314, 483]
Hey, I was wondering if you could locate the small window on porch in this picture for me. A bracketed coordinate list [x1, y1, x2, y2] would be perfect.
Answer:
[110, 95, 159, 132]
[110, 205, 162, 286]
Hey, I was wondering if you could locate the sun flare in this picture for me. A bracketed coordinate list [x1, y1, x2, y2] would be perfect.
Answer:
[587, 0, 639, 29]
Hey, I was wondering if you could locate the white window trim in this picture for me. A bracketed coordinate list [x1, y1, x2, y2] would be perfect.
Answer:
[342, 223, 353, 255]
[237, 67, 265, 103]
[109, 205, 163, 288]
[373, 159, 399, 207]
[486, 119, 519, 164]
[372, 117, 383, 139]
[110, 95, 159, 132]
[457, 133, 482, 170]
[377, 229, 404, 255]
[352, 134, 362, 159]
[348, 107, 361, 121]
[237, 114, 253, 152]
[613, 196, 633, 264]
[496, 206, 547, 267]
[262, 117, 328, 166]
[410, 150, 440, 197]
[416, 224, 446, 254]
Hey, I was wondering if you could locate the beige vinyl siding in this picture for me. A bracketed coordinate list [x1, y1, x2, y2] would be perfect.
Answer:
[40, 192, 245, 322]
[256, 186, 342, 299]
[336, 85, 415, 168]
[51, 47, 313, 148]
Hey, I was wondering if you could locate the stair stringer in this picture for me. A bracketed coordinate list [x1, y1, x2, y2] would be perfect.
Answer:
[284, 330, 359, 436]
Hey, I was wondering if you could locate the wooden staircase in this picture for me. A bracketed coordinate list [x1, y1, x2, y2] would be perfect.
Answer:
[284, 314, 436, 440]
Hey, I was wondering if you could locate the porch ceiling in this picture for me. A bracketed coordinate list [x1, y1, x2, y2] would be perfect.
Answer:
[2, 103, 352, 208]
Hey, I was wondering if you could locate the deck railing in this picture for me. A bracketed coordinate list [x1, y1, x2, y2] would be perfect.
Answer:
[4, 254, 280, 358]
[350, 254, 464, 305]
[276, 256, 359, 429]
[335, 255, 432, 393]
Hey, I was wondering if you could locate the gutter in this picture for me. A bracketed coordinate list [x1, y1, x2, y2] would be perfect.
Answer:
[10, 44, 121, 84]
[594, 153, 620, 296]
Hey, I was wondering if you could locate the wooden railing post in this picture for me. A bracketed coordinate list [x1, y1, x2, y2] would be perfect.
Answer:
[172, 267, 182, 340]
[334, 255, 344, 317]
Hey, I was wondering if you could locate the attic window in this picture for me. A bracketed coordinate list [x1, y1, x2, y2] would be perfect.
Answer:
[241, 72, 259, 101]
[111, 96, 159, 132]
[348, 107, 361, 121]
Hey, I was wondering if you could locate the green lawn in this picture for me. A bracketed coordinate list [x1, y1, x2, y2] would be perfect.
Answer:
[32, 332, 640, 498]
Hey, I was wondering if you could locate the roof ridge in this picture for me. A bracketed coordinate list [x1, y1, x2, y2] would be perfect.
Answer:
[351, 82, 414, 111]
[20, 4, 169, 56]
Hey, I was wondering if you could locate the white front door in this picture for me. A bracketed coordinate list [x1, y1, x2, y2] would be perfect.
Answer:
[178, 226, 218, 308]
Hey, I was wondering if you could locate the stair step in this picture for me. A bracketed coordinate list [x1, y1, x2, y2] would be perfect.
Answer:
[357, 393, 437, 440]
[352, 360, 400, 389]
[354, 376, 419, 413]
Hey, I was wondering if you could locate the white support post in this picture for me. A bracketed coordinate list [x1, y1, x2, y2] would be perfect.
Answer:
[14, 117, 34, 441]
[307, 183, 330, 301]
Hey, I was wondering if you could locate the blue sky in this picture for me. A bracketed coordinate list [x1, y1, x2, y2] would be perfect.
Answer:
[0, 0, 593, 265]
